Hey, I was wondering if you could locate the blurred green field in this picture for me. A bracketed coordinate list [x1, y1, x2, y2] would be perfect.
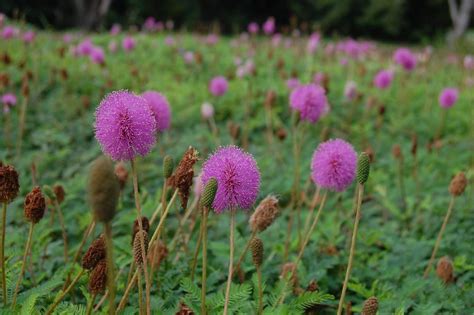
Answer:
[0, 28, 473, 314]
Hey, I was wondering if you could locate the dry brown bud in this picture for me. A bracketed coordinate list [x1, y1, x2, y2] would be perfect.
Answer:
[0, 164, 20, 204]
[82, 235, 106, 270]
[449, 172, 467, 197]
[53, 184, 66, 204]
[24, 186, 46, 223]
[168, 147, 199, 209]
[249, 195, 280, 233]
[133, 230, 149, 267]
[436, 256, 454, 284]
[88, 259, 107, 294]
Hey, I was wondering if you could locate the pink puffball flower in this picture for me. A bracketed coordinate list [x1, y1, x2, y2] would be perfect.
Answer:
[143, 17, 156, 32]
[311, 139, 357, 192]
[62, 33, 73, 43]
[286, 78, 300, 90]
[164, 36, 175, 46]
[201, 145, 260, 213]
[94, 90, 156, 161]
[438, 88, 459, 109]
[307, 32, 320, 54]
[201, 102, 214, 119]
[108, 40, 118, 53]
[344, 81, 358, 101]
[263, 17, 275, 35]
[122, 36, 136, 52]
[77, 39, 93, 56]
[184, 51, 194, 64]
[464, 55, 474, 70]
[248, 22, 259, 34]
[2, 93, 17, 112]
[141, 91, 171, 132]
[206, 34, 219, 45]
[272, 33, 282, 46]
[2, 26, 17, 39]
[22, 31, 35, 44]
[209, 76, 229, 96]
[90, 47, 105, 65]
[290, 84, 329, 124]
[393, 48, 417, 71]
[110, 24, 121, 35]
[373, 70, 394, 89]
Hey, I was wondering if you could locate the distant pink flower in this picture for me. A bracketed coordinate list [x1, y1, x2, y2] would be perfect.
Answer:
[290, 84, 329, 123]
[344, 81, 357, 101]
[373, 70, 394, 89]
[77, 39, 94, 56]
[209, 76, 228, 96]
[438, 88, 459, 109]
[90, 47, 105, 65]
[94, 90, 156, 161]
[248, 22, 259, 34]
[2, 93, 17, 113]
[325, 43, 335, 56]
[201, 145, 260, 213]
[63, 33, 73, 43]
[141, 91, 171, 132]
[110, 24, 121, 35]
[122, 36, 135, 52]
[22, 31, 35, 43]
[201, 102, 214, 119]
[164, 36, 175, 46]
[393, 48, 417, 71]
[263, 17, 275, 35]
[272, 33, 282, 46]
[286, 78, 300, 90]
[206, 34, 219, 45]
[108, 40, 118, 53]
[307, 33, 320, 54]
[464, 55, 474, 70]
[2, 26, 16, 39]
[143, 17, 156, 32]
[184, 51, 194, 64]
[311, 139, 357, 192]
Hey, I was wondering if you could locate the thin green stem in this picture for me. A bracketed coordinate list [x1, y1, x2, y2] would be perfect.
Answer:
[45, 269, 85, 315]
[130, 159, 151, 315]
[138, 270, 143, 315]
[223, 209, 236, 315]
[11, 222, 35, 307]
[337, 184, 364, 315]
[257, 266, 263, 315]
[190, 215, 204, 281]
[104, 222, 115, 315]
[55, 200, 69, 263]
[85, 293, 97, 315]
[201, 207, 209, 315]
[1, 202, 7, 306]
[424, 196, 456, 278]
[234, 229, 257, 274]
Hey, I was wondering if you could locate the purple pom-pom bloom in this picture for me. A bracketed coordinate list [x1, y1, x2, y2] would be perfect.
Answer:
[248, 22, 259, 34]
[311, 139, 357, 192]
[201, 146, 260, 213]
[373, 69, 393, 89]
[393, 48, 417, 71]
[209, 76, 229, 97]
[438, 88, 459, 109]
[263, 17, 275, 35]
[90, 47, 105, 65]
[141, 91, 171, 132]
[95, 90, 156, 161]
[290, 84, 329, 123]
[122, 36, 136, 52]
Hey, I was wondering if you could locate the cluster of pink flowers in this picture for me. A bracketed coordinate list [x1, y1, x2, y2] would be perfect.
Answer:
[75, 39, 105, 64]
[336, 39, 375, 59]
[393, 48, 417, 71]
[1, 25, 19, 39]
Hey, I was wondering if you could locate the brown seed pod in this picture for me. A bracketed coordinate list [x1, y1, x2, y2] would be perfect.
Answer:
[133, 230, 149, 267]
[411, 134, 418, 156]
[392, 144, 402, 160]
[306, 280, 318, 292]
[0, 164, 20, 204]
[449, 172, 467, 197]
[250, 237, 264, 268]
[148, 240, 168, 269]
[436, 256, 454, 284]
[276, 127, 287, 141]
[88, 156, 120, 223]
[24, 186, 46, 223]
[53, 184, 66, 204]
[114, 162, 128, 190]
[82, 235, 106, 270]
[131, 216, 150, 245]
[264, 90, 277, 110]
[88, 259, 107, 294]
[362, 296, 379, 315]
[175, 302, 194, 315]
[168, 147, 199, 209]
[249, 195, 280, 233]
[280, 262, 299, 291]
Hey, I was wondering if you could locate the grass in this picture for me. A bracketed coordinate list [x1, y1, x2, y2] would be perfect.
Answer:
[0, 25, 473, 314]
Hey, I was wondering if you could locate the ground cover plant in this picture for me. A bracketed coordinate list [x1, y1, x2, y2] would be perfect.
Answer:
[0, 15, 473, 315]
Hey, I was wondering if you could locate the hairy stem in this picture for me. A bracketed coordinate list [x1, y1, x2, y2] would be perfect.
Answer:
[201, 207, 209, 315]
[223, 209, 236, 315]
[11, 222, 35, 307]
[104, 222, 115, 315]
[233, 229, 257, 274]
[45, 269, 85, 315]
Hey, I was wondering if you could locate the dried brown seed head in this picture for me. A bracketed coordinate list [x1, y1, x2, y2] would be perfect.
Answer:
[392, 144, 402, 160]
[175, 302, 194, 315]
[168, 147, 199, 209]
[82, 235, 106, 270]
[411, 134, 418, 156]
[88, 259, 107, 294]
[132, 216, 150, 244]
[249, 195, 280, 233]
[306, 280, 318, 292]
[0, 164, 20, 204]
[280, 262, 299, 289]
[133, 230, 149, 267]
[250, 237, 264, 268]
[53, 184, 65, 204]
[276, 127, 287, 141]
[148, 240, 168, 269]
[264, 90, 277, 109]
[436, 256, 454, 284]
[362, 296, 379, 315]
[449, 172, 467, 197]
[24, 186, 46, 223]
